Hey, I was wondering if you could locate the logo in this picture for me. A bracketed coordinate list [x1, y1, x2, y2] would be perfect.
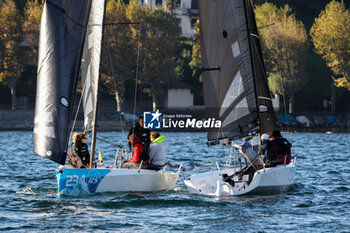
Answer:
[143, 110, 162, 129]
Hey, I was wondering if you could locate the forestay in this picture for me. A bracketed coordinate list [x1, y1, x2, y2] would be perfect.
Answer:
[81, 0, 106, 134]
[81, 0, 107, 161]
[33, 0, 92, 164]
[199, 0, 277, 145]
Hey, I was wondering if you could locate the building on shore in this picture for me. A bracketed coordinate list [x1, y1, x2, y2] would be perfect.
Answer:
[138, 0, 199, 37]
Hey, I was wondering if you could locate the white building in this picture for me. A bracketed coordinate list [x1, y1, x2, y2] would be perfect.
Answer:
[138, 0, 199, 37]
[166, 81, 194, 108]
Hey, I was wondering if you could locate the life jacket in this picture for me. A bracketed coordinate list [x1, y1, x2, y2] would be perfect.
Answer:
[71, 141, 90, 166]
[265, 140, 279, 166]
[133, 137, 150, 163]
[272, 137, 292, 164]
[128, 123, 151, 148]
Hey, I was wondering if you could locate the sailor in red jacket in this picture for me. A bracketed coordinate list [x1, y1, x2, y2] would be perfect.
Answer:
[127, 134, 150, 164]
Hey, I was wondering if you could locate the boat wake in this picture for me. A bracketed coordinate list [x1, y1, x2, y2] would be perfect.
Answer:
[16, 187, 35, 195]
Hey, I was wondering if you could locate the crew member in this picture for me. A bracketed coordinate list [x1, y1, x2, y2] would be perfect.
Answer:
[259, 133, 270, 156]
[70, 133, 90, 168]
[148, 131, 166, 170]
[240, 140, 260, 184]
[123, 134, 150, 169]
[270, 130, 292, 164]
[127, 116, 150, 151]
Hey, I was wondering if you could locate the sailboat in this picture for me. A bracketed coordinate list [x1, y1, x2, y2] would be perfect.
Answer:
[184, 0, 296, 196]
[33, 0, 180, 196]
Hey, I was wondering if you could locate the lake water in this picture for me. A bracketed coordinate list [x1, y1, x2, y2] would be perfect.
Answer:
[0, 131, 349, 232]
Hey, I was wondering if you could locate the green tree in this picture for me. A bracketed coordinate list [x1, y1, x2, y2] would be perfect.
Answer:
[101, 0, 135, 112]
[144, 8, 180, 110]
[189, 19, 201, 81]
[310, 0, 350, 90]
[255, 3, 308, 113]
[0, 0, 24, 110]
[23, 0, 43, 62]
[127, 0, 180, 111]
[165, 0, 179, 14]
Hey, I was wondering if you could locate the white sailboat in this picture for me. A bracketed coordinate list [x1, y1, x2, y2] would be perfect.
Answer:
[185, 158, 296, 196]
[184, 0, 296, 196]
[33, 0, 180, 196]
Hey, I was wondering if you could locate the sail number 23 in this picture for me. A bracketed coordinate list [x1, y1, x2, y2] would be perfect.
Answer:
[66, 175, 80, 187]
[65, 175, 99, 187]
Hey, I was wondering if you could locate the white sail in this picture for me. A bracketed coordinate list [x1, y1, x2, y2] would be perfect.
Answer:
[81, 0, 106, 134]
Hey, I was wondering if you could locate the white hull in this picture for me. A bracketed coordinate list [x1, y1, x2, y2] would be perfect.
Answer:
[184, 158, 296, 196]
[57, 167, 179, 196]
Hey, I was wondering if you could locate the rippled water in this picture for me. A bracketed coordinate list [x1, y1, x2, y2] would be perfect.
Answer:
[0, 131, 349, 232]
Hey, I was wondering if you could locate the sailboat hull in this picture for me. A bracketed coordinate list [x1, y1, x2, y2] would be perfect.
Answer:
[57, 167, 179, 196]
[184, 158, 296, 196]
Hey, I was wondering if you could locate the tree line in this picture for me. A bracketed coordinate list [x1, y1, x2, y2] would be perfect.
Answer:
[255, 0, 350, 113]
[0, 0, 349, 113]
[0, 0, 183, 111]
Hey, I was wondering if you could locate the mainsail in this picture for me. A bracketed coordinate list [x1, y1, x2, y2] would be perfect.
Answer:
[33, 0, 92, 164]
[81, 0, 107, 161]
[199, 0, 277, 145]
[244, 0, 277, 134]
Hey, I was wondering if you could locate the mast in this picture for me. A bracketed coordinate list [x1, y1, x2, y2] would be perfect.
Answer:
[80, 0, 107, 168]
[90, 86, 99, 167]
[93, 0, 106, 168]
[242, 0, 261, 133]
[90, 0, 107, 167]
[243, 0, 278, 134]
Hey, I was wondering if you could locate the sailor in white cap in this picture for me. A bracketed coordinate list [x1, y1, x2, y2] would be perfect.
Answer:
[239, 140, 260, 184]
[240, 140, 259, 168]
[261, 133, 270, 142]
[259, 133, 271, 163]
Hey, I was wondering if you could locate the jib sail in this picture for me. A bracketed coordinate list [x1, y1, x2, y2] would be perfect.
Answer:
[81, 0, 106, 134]
[81, 0, 106, 161]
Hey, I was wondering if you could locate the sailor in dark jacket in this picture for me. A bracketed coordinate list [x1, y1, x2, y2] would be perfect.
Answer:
[262, 130, 292, 166]
[70, 133, 90, 168]
[270, 130, 292, 164]
[127, 116, 150, 151]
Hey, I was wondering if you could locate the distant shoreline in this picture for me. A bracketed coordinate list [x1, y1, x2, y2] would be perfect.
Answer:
[1, 109, 349, 133]
[1, 124, 349, 134]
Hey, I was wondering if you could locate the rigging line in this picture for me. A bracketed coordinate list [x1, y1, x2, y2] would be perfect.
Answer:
[46, 1, 88, 29]
[220, 126, 229, 167]
[86, 22, 140, 28]
[213, 127, 221, 163]
[229, 142, 233, 168]
[104, 22, 140, 25]
[105, 25, 125, 140]
[250, 33, 280, 131]
[257, 23, 275, 30]
[280, 72, 288, 132]
[275, 44, 288, 132]
[70, 77, 88, 142]
[95, 136, 123, 147]
[132, 14, 142, 131]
